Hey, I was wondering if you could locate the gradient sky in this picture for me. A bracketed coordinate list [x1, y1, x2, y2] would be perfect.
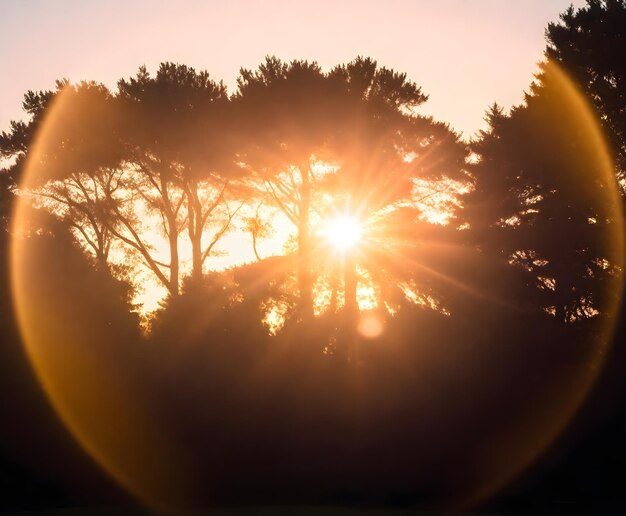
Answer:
[1, 0, 586, 139]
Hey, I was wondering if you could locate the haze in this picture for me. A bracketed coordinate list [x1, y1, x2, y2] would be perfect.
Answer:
[1, 0, 585, 138]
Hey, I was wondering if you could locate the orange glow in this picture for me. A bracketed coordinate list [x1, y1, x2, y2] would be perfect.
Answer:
[323, 216, 362, 252]
[8, 58, 625, 514]
[357, 312, 384, 338]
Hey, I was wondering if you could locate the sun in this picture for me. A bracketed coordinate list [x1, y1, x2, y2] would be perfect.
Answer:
[324, 216, 362, 252]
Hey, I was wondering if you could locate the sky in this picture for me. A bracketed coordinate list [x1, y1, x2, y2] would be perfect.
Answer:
[1, 0, 588, 312]
[1, 0, 587, 139]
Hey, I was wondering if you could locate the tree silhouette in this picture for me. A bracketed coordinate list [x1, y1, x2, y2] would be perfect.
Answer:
[2, 81, 126, 272]
[546, 0, 626, 191]
[465, 0, 625, 324]
[234, 56, 468, 327]
[116, 63, 241, 286]
[233, 57, 341, 320]
[324, 58, 469, 323]
[1, 65, 242, 298]
[243, 203, 274, 262]
[0, 81, 63, 235]
[466, 62, 622, 322]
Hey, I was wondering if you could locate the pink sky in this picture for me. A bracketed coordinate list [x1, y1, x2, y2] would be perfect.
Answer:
[1, 0, 586, 139]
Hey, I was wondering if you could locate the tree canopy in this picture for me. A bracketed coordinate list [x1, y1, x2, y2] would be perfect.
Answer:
[545, 0, 626, 189]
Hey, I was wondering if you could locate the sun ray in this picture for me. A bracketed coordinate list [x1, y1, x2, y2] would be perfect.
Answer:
[323, 215, 362, 252]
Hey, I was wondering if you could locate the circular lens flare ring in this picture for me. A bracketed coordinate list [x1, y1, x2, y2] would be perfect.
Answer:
[9, 60, 625, 512]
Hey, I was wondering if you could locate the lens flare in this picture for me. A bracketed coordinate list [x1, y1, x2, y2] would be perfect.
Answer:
[357, 312, 384, 338]
[10, 86, 192, 512]
[8, 60, 625, 511]
[458, 60, 625, 508]
[325, 216, 362, 251]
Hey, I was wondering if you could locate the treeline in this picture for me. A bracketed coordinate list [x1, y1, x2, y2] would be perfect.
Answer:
[1, 56, 468, 327]
[0, 0, 625, 511]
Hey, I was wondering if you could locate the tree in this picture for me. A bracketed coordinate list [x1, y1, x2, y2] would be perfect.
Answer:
[243, 203, 274, 262]
[466, 0, 626, 320]
[116, 63, 241, 286]
[0, 81, 63, 236]
[233, 57, 339, 320]
[2, 64, 240, 300]
[465, 61, 622, 322]
[545, 0, 626, 192]
[324, 58, 469, 322]
[234, 56, 468, 326]
[1, 81, 127, 272]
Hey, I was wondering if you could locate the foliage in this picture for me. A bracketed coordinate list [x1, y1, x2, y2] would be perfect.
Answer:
[546, 0, 626, 189]
[466, 0, 626, 323]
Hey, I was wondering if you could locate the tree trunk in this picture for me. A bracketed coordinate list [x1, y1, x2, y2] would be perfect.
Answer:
[297, 164, 314, 321]
[191, 240, 202, 281]
[96, 249, 109, 272]
[344, 251, 358, 361]
[168, 221, 179, 296]
[189, 201, 202, 282]
[252, 233, 262, 261]
[161, 177, 179, 297]
[187, 178, 205, 282]
[344, 253, 358, 321]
